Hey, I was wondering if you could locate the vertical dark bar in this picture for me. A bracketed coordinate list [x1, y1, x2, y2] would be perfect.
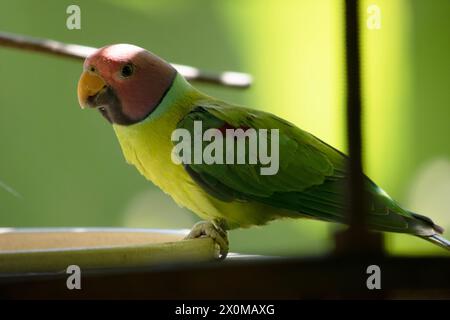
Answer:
[345, 0, 366, 230]
[335, 0, 383, 255]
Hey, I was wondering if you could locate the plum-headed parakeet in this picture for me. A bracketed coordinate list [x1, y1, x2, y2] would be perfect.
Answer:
[77, 44, 449, 257]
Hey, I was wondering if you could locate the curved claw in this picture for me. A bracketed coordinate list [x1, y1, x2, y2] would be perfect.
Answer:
[184, 220, 229, 259]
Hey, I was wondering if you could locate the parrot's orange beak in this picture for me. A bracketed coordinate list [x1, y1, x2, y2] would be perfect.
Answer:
[77, 71, 107, 109]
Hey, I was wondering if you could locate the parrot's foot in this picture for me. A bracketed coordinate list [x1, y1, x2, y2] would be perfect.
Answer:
[185, 220, 229, 259]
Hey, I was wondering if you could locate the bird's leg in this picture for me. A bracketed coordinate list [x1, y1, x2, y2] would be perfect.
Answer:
[185, 219, 229, 259]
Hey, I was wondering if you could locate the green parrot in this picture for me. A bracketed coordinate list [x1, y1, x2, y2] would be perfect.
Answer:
[77, 44, 449, 257]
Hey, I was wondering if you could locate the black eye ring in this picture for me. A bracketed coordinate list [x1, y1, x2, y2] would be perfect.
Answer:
[121, 64, 134, 78]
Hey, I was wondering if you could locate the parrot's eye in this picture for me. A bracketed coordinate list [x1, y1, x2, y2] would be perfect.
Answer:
[121, 64, 134, 78]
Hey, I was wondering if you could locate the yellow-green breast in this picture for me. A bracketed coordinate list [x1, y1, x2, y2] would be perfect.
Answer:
[112, 74, 288, 229]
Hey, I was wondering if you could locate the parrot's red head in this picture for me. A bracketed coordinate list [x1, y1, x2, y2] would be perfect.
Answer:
[77, 44, 176, 125]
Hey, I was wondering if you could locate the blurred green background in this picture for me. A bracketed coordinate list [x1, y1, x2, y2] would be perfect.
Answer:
[1, 0, 449, 256]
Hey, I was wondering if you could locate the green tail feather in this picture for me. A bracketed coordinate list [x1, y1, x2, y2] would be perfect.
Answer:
[410, 211, 445, 234]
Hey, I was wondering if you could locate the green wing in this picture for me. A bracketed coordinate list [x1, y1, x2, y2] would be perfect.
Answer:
[176, 102, 438, 236]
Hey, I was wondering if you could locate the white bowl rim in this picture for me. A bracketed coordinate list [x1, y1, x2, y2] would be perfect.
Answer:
[0, 227, 189, 235]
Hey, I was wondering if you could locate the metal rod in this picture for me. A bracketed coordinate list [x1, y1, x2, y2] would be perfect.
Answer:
[344, 0, 367, 231]
[0, 31, 252, 89]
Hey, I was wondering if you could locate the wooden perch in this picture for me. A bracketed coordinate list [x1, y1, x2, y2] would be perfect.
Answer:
[0, 31, 252, 88]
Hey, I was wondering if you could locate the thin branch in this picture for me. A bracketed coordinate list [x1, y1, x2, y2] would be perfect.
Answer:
[0, 31, 252, 89]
